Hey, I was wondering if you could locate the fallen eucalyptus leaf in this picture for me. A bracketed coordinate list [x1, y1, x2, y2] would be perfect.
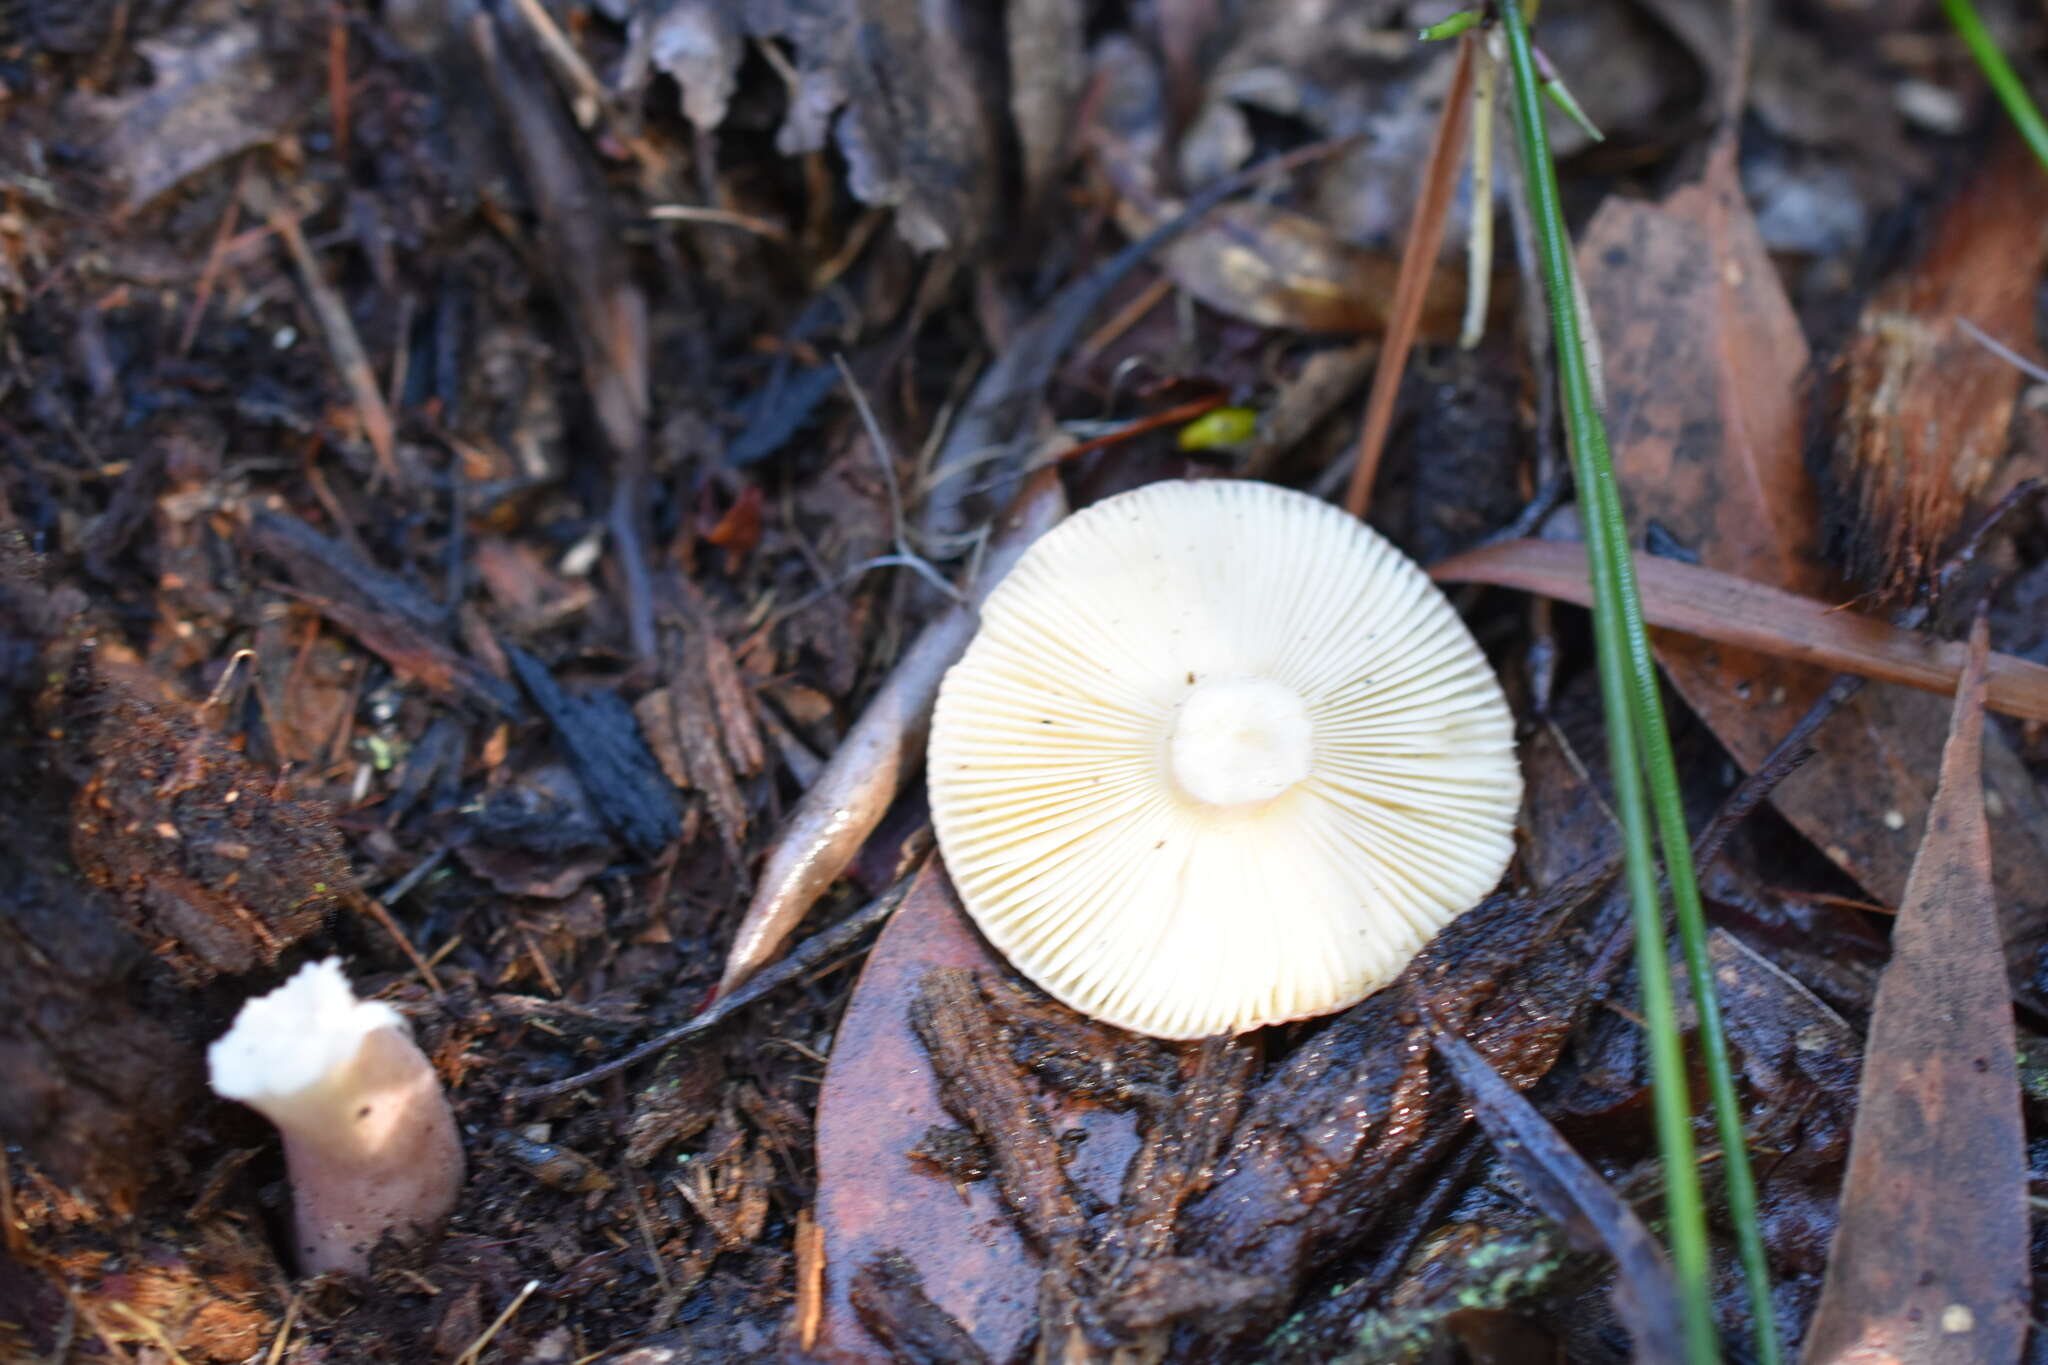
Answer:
[1802, 620, 2028, 1363]
[1430, 538, 2048, 724]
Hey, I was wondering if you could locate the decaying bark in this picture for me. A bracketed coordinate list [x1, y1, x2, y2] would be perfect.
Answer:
[910, 970, 1263, 1362]
[1, 514, 341, 1208]
[895, 859, 1611, 1360]
[1170, 871, 1598, 1357]
[0, 531, 195, 1208]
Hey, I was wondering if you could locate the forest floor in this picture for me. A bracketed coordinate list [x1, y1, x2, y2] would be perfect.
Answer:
[3, 0, 2048, 1361]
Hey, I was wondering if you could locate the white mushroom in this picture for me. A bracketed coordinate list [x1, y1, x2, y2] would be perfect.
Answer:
[927, 479, 1521, 1039]
[208, 958, 464, 1275]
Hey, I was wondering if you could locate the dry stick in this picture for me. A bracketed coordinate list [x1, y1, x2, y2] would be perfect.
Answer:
[1343, 32, 1478, 518]
[1460, 42, 1502, 350]
[346, 888, 445, 996]
[1052, 394, 1227, 463]
[268, 202, 401, 486]
[177, 164, 246, 356]
[454, 1280, 541, 1365]
[646, 203, 792, 241]
[511, 864, 924, 1103]
[327, 5, 351, 165]
[1075, 272, 1178, 367]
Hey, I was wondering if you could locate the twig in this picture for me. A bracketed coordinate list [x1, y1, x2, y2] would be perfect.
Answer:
[646, 204, 791, 241]
[263, 1294, 302, 1365]
[1957, 316, 2048, 385]
[177, 165, 246, 356]
[794, 1209, 827, 1350]
[103, 1302, 196, 1365]
[621, 1167, 677, 1329]
[327, 5, 351, 164]
[834, 353, 962, 606]
[504, 0, 611, 125]
[346, 888, 444, 996]
[454, 1280, 540, 1365]
[510, 866, 922, 1102]
[1345, 34, 1478, 517]
[267, 199, 400, 486]
[1461, 42, 1501, 350]
[1053, 394, 1226, 462]
[1076, 273, 1177, 367]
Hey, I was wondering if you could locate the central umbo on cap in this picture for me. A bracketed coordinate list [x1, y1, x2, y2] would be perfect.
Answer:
[927, 479, 1522, 1039]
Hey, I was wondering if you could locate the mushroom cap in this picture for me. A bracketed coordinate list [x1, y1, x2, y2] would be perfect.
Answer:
[927, 479, 1521, 1039]
[209, 957, 406, 1127]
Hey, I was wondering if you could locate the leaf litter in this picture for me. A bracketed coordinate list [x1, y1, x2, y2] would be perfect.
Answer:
[3, 0, 2048, 1361]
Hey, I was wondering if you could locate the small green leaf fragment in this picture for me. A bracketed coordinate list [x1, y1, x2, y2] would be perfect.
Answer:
[1419, 10, 1482, 40]
[1542, 77, 1604, 142]
[1177, 406, 1258, 450]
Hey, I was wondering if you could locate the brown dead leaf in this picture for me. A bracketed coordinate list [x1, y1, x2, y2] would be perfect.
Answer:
[809, 860, 1139, 1361]
[1429, 538, 2048, 724]
[1802, 620, 2027, 1364]
[758, 0, 1001, 251]
[76, 19, 294, 212]
[1579, 139, 2048, 1007]
[1088, 35, 1463, 338]
[1580, 140, 1820, 596]
[1828, 134, 2048, 603]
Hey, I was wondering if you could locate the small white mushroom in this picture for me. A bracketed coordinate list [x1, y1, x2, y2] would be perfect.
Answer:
[208, 958, 464, 1275]
[927, 479, 1521, 1039]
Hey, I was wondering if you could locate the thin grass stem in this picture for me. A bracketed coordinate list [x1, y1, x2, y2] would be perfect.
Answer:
[1496, 2, 1723, 1360]
[1936, 0, 2048, 175]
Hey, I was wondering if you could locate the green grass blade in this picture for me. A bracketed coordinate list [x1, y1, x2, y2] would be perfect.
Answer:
[1936, 0, 2048, 175]
[1496, 3, 1732, 1360]
[1594, 469, 1784, 1365]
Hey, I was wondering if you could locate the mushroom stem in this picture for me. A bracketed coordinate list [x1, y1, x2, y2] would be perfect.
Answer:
[208, 958, 464, 1276]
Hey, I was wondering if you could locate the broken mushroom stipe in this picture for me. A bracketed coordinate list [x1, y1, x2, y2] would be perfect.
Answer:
[208, 957, 464, 1276]
[927, 479, 1522, 1039]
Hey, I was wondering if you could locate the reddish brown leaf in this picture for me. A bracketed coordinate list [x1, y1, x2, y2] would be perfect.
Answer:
[1578, 137, 2048, 1002]
[759, 0, 1000, 252]
[1429, 539, 2048, 724]
[1802, 620, 2027, 1364]
[809, 861, 1138, 1361]
[1581, 139, 1822, 596]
